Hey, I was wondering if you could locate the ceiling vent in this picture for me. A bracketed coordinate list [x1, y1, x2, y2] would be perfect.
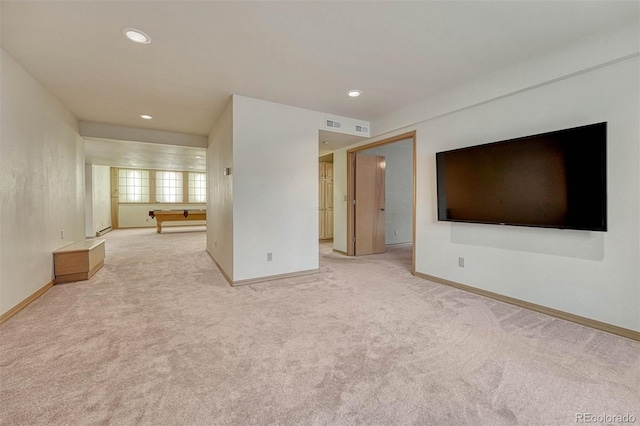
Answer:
[326, 119, 342, 129]
[355, 125, 369, 135]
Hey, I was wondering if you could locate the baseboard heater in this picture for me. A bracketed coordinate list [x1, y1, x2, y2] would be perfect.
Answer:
[95, 226, 112, 237]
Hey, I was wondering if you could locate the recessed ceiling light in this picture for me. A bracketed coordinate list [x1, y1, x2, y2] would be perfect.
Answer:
[140, 114, 153, 120]
[123, 28, 151, 44]
[195, 155, 203, 159]
[347, 90, 362, 98]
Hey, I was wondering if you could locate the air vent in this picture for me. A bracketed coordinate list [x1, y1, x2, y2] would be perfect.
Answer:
[355, 125, 369, 134]
[95, 226, 112, 237]
[326, 119, 342, 129]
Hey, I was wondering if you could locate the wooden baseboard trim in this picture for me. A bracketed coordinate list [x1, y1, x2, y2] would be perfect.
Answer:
[414, 272, 640, 341]
[206, 249, 233, 286]
[0, 281, 54, 326]
[232, 269, 320, 287]
[332, 249, 347, 255]
[205, 251, 320, 287]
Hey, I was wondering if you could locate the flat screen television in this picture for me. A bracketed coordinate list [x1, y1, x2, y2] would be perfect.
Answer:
[436, 122, 607, 231]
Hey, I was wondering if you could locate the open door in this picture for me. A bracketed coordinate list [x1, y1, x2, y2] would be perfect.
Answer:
[354, 153, 385, 255]
[346, 131, 415, 270]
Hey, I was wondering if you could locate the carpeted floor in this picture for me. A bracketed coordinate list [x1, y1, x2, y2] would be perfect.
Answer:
[1, 227, 638, 425]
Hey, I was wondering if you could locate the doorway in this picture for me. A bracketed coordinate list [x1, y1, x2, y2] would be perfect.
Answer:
[347, 131, 416, 273]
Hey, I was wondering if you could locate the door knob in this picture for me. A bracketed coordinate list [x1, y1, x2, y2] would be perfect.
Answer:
[380, 208, 385, 211]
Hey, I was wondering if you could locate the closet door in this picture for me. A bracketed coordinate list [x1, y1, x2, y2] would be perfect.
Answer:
[324, 177, 333, 238]
[318, 162, 334, 240]
[319, 177, 325, 238]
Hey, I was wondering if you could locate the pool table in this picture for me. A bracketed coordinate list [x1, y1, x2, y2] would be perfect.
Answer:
[148, 209, 206, 233]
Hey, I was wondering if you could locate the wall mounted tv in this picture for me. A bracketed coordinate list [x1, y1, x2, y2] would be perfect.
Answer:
[436, 122, 607, 231]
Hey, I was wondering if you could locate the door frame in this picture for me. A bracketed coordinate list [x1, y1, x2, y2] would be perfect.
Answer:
[346, 131, 417, 273]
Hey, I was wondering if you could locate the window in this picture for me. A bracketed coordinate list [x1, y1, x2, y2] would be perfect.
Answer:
[117, 168, 205, 204]
[118, 169, 149, 203]
[156, 171, 183, 203]
[188, 173, 207, 203]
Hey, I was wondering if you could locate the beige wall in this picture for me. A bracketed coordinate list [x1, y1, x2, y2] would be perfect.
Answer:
[85, 164, 111, 236]
[119, 204, 206, 228]
[207, 98, 234, 280]
[1, 49, 85, 316]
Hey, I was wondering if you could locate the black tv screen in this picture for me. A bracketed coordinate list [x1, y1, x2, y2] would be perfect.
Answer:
[436, 122, 607, 231]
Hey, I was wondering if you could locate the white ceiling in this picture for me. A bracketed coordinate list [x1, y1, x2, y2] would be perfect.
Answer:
[318, 130, 367, 156]
[2, 1, 638, 167]
[85, 138, 206, 172]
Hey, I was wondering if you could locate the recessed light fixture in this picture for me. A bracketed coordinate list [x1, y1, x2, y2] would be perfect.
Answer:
[347, 89, 362, 98]
[195, 155, 203, 159]
[122, 28, 151, 44]
[140, 114, 153, 120]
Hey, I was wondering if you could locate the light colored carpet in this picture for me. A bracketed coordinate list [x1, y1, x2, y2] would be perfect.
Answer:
[1, 227, 638, 425]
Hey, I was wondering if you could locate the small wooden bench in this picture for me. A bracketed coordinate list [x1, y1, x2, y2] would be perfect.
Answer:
[53, 239, 106, 284]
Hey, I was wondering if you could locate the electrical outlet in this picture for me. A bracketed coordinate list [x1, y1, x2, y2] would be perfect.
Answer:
[458, 257, 465, 268]
[60, 230, 64, 240]
[394, 229, 399, 236]
[267, 252, 273, 261]
[214, 240, 217, 248]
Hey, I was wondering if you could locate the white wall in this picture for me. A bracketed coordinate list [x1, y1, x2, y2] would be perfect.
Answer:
[231, 96, 321, 281]
[205, 96, 369, 280]
[0, 49, 85, 316]
[340, 23, 639, 332]
[415, 57, 639, 331]
[361, 138, 413, 245]
[85, 164, 94, 237]
[92, 165, 111, 233]
[207, 98, 234, 280]
[119, 204, 206, 228]
[85, 164, 111, 236]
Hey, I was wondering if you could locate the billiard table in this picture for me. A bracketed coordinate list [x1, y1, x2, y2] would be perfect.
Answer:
[148, 209, 206, 233]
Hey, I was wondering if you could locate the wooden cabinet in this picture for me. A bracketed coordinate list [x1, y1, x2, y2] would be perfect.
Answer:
[319, 162, 334, 240]
[54, 239, 106, 283]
